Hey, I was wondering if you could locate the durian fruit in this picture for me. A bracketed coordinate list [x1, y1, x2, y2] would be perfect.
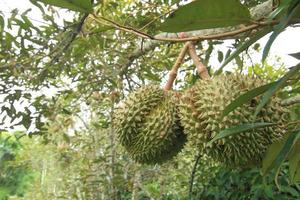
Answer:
[115, 85, 186, 164]
[179, 74, 288, 167]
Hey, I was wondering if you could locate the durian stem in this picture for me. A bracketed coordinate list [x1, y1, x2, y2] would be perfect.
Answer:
[188, 42, 210, 80]
[164, 42, 190, 90]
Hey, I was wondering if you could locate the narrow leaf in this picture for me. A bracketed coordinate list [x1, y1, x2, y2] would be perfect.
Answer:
[262, 129, 300, 177]
[267, 0, 293, 21]
[208, 122, 277, 145]
[159, 0, 251, 32]
[288, 137, 300, 183]
[215, 28, 270, 75]
[217, 51, 224, 63]
[254, 64, 300, 119]
[289, 52, 300, 60]
[0, 15, 4, 31]
[221, 82, 276, 118]
[262, 0, 300, 62]
[30, 0, 45, 14]
[36, 0, 93, 13]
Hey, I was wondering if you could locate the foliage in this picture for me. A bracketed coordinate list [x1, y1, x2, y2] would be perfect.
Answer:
[159, 0, 251, 32]
[0, 133, 34, 199]
[34, 0, 93, 13]
[199, 167, 300, 200]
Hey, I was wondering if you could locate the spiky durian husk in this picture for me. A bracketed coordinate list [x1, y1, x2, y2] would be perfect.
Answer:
[115, 85, 186, 164]
[179, 74, 288, 167]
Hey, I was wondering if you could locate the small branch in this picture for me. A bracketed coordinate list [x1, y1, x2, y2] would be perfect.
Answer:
[50, 13, 89, 63]
[91, 14, 154, 40]
[188, 42, 210, 80]
[164, 42, 190, 90]
[131, 171, 140, 200]
[281, 95, 300, 106]
[189, 152, 202, 200]
[74, 113, 89, 130]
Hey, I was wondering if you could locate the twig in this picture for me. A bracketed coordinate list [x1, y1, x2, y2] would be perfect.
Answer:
[164, 42, 190, 90]
[91, 14, 154, 39]
[189, 152, 202, 199]
[188, 42, 210, 80]
[281, 95, 300, 106]
[50, 13, 89, 64]
[74, 113, 89, 130]
[131, 171, 140, 200]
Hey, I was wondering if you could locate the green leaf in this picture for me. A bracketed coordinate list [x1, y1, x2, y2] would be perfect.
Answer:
[208, 122, 276, 145]
[262, 129, 300, 181]
[215, 28, 270, 75]
[254, 64, 300, 119]
[217, 51, 223, 63]
[289, 52, 300, 60]
[235, 55, 243, 69]
[288, 137, 300, 183]
[35, 0, 93, 13]
[221, 82, 276, 119]
[262, 0, 300, 62]
[159, 0, 251, 32]
[267, 0, 293, 21]
[0, 15, 4, 32]
[29, 0, 45, 14]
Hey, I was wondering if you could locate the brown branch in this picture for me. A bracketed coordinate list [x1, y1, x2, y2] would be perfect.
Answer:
[188, 42, 210, 80]
[91, 14, 154, 40]
[164, 42, 190, 90]
[189, 152, 201, 199]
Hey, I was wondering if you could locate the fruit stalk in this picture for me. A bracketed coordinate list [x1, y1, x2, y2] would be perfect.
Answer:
[164, 42, 190, 90]
[187, 42, 210, 80]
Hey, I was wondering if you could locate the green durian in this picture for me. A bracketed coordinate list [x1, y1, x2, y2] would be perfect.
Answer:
[115, 85, 186, 164]
[179, 74, 288, 167]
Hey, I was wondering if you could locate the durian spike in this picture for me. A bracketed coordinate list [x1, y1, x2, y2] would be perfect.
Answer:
[187, 42, 210, 80]
[164, 42, 190, 91]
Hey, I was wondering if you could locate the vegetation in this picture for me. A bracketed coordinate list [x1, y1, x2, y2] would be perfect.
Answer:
[0, 0, 299, 199]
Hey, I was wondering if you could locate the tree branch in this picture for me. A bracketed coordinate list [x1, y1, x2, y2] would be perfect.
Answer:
[118, 0, 275, 73]
[91, 0, 299, 75]
[189, 152, 202, 199]
[127, 0, 274, 57]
